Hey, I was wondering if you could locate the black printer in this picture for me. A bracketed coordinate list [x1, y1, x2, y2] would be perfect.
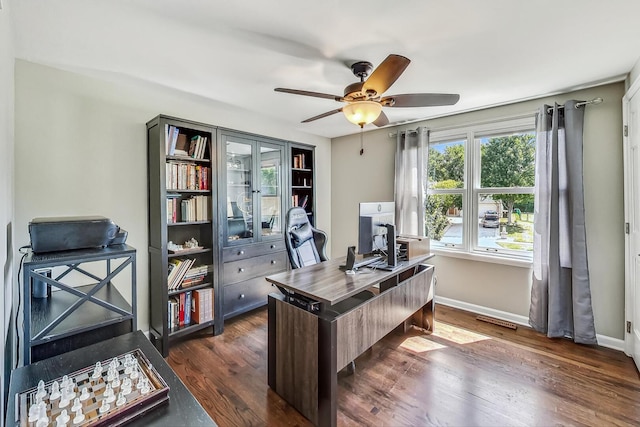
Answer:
[29, 216, 128, 253]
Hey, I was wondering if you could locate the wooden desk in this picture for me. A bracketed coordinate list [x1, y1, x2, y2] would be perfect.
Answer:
[266, 255, 434, 427]
[6, 331, 216, 427]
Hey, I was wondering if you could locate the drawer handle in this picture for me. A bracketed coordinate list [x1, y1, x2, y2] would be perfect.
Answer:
[239, 294, 245, 299]
[271, 260, 277, 264]
[239, 268, 245, 273]
[270, 244, 276, 249]
[238, 250, 245, 256]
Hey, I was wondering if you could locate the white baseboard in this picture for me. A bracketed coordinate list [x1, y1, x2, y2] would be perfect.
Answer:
[435, 296, 625, 352]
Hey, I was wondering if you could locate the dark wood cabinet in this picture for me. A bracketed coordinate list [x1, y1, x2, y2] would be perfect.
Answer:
[148, 117, 316, 341]
[218, 129, 290, 319]
[146, 115, 220, 357]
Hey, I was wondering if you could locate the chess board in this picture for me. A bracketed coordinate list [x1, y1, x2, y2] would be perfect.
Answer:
[16, 348, 170, 427]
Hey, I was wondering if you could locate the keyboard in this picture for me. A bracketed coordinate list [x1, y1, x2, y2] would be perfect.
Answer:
[366, 260, 406, 271]
[353, 255, 384, 269]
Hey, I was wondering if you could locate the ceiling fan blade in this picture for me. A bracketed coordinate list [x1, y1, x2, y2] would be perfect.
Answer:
[301, 108, 343, 123]
[382, 93, 460, 107]
[363, 54, 411, 95]
[373, 111, 389, 127]
[275, 88, 344, 101]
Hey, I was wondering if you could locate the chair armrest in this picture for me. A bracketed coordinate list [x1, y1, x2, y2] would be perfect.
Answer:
[312, 229, 329, 262]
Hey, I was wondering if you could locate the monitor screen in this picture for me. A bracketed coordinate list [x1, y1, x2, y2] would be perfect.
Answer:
[357, 202, 395, 255]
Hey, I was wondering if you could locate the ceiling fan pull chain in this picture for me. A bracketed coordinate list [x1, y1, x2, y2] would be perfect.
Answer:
[360, 128, 364, 156]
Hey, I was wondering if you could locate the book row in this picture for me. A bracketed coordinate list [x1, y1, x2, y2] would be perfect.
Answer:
[292, 194, 309, 209]
[167, 259, 210, 291]
[165, 124, 209, 160]
[292, 153, 307, 169]
[167, 195, 211, 223]
[168, 288, 213, 329]
[166, 162, 211, 191]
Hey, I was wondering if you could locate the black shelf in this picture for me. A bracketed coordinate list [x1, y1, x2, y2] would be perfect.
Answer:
[22, 245, 137, 364]
[166, 155, 211, 164]
[168, 319, 215, 339]
[167, 247, 212, 258]
[168, 281, 213, 297]
[166, 189, 210, 194]
[30, 283, 132, 345]
[168, 221, 212, 227]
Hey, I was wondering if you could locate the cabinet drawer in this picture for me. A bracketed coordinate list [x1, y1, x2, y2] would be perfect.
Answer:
[223, 276, 277, 319]
[223, 239, 287, 262]
[223, 252, 287, 285]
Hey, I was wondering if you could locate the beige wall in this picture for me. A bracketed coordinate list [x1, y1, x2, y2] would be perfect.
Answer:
[1, 0, 15, 415]
[332, 82, 626, 340]
[13, 60, 331, 334]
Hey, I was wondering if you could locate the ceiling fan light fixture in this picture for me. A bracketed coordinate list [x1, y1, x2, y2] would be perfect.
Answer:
[342, 101, 382, 127]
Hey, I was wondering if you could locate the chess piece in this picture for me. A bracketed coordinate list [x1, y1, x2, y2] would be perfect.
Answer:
[107, 367, 117, 382]
[61, 375, 71, 389]
[71, 397, 82, 412]
[72, 407, 85, 425]
[36, 403, 48, 426]
[99, 399, 110, 414]
[111, 375, 121, 389]
[140, 381, 151, 395]
[65, 383, 76, 400]
[28, 397, 43, 422]
[35, 380, 47, 400]
[130, 365, 140, 380]
[92, 361, 103, 380]
[121, 377, 132, 396]
[50, 380, 61, 401]
[79, 387, 90, 402]
[116, 391, 127, 407]
[56, 409, 70, 426]
[58, 394, 70, 409]
[104, 384, 116, 404]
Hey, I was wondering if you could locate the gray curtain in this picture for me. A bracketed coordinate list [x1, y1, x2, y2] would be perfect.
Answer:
[395, 127, 428, 236]
[529, 101, 597, 345]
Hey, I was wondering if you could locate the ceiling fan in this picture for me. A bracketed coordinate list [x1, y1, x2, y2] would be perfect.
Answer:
[275, 54, 460, 128]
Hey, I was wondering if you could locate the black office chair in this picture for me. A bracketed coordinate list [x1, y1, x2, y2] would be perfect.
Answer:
[284, 207, 328, 269]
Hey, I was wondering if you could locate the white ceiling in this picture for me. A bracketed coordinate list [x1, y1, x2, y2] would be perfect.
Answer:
[10, 0, 640, 139]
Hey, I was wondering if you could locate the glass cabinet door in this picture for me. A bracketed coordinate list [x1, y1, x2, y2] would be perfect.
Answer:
[258, 143, 285, 240]
[225, 138, 254, 244]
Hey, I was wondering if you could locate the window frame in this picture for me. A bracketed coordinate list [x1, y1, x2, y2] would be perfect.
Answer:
[426, 115, 536, 266]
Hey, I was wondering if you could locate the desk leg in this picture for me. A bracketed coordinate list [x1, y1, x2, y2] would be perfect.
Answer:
[268, 294, 338, 427]
[318, 317, 337, 427]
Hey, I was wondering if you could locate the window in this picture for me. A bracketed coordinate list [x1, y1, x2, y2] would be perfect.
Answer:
[425, 117, 536, 262]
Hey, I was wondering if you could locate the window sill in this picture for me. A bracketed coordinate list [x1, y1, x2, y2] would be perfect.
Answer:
[430, 247, 533, 268]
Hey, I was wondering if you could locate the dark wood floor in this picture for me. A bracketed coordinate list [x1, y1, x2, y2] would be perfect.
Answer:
[168, 305, 640, 426]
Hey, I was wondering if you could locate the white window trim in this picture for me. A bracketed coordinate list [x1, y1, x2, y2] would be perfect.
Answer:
[427, 115, 536, 265]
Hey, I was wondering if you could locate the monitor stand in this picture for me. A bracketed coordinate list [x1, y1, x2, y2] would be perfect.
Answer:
[386, 224, 397, 267]
[369, 224, 404, 271]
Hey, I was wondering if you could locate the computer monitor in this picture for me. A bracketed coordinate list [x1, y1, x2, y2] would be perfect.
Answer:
[358, 202, 397, 267]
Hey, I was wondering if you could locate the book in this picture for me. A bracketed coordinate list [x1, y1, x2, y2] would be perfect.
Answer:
[174, 133, 189, 156]
[168, 298, 179, 329]
[167, 258, 195, 290]
[167, 125, 179, 155]
[179, 292, 185, 326]
[192, 288, 213, 323]
[184, 291, 192, 325]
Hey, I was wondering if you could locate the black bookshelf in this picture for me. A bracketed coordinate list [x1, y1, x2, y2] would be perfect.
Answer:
[146, 115, 220, 357]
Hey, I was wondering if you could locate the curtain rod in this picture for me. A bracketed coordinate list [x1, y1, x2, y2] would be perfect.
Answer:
[546, 97, 603, 113]
[388, 98, 604, 138]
